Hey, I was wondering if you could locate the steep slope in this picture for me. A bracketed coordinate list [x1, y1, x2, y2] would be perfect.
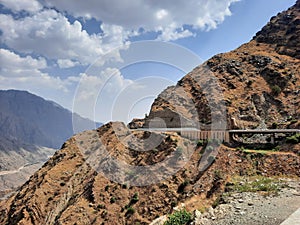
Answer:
[0, 2, 300, 225]
[144, 1, 300, 130]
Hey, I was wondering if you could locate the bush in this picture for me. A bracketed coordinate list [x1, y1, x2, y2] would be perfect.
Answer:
[177, 180, 189, 193]
[130, 192, 139, 204]
[164, 209, 192, 225]
[126, 207, 135, 216]
[286, 134, 300, 144]
[110, 197, 116, 203]
[197, 140, 205, 147]
[271, 122, 278, 129]
[271, 85, 281, 95]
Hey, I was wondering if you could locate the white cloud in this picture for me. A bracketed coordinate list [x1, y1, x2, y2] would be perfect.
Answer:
[0, 10, 127, 66]
[57, 59, 80, 68]
[44, 0, 240, 40]
[0, 48, 47, 77]
[0, 48, 73, 92]
[0, 0, 42, 13]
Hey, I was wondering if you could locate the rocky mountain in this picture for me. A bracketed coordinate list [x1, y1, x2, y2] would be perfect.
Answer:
[0, 90, 99, 193]
[0, 1, 299, 225]
[144, 1, 300, 130]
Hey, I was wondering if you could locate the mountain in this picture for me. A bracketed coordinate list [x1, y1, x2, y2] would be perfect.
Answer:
[0, 90, 99, 193]
[143, 1, 300, 130]
[0, 2, 299, 225]
[0, 90, 98, 149]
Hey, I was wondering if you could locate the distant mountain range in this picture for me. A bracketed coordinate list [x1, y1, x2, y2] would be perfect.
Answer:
[0, 89, 99, 149]
[0, 89, 100, 192]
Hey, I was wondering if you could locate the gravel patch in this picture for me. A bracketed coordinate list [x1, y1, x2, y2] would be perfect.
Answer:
[192, 179, 300, 225]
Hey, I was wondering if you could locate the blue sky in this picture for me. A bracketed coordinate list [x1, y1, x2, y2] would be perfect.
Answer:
[0, 0, 296, 123]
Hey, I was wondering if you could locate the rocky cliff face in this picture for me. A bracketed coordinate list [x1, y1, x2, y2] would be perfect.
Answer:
[0, 2, 299, 225]
[144, 1, 300, 130]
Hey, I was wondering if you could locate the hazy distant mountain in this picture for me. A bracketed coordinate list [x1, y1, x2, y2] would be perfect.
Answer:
[0, 89, 99, 149]
[0, 89, 101, 192]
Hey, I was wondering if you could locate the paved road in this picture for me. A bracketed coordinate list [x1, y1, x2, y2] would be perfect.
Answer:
[280, 207, 300, 225]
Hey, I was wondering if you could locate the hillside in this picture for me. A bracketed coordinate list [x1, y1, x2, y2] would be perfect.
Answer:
[144, 1, 300, 130]
[0, 1, 299, 225]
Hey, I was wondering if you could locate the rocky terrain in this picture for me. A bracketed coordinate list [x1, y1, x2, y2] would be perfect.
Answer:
[0, 121, 299, 225]
[0, 1, 299, 225]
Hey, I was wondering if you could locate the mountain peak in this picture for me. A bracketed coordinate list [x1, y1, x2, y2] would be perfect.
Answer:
[253, 1, 300, 58]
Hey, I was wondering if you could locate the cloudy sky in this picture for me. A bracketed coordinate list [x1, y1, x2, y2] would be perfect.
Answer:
[0, 0, 295, 123]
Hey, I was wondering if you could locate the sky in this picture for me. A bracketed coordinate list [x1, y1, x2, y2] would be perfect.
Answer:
[0, 0, 296, 123]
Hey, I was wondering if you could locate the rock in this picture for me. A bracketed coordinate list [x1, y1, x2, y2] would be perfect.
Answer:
[194, 209, 202, 218]
[240, 211, 246, 215]
[238, 199, 244, 203]
[149, 215, 167, 225]
[235, 206, 242, 210]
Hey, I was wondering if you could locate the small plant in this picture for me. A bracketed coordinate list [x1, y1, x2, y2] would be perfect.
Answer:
[271, 85, 281, 95]
[226, 176, 283, 195]
[126, 207, 135, 216]
[97, 204, 105, 210]
[286, 133, 300, 144]
[273, 146, 280, 152]
[177, 180, 189, 193]
[164, 209, 192, 225]
[271, 122, 278, 129]
[237, 146, 245, 152]
[197, 140, 205, 147]
[130, 192, 139, 204]
[110, 197, 116, 203]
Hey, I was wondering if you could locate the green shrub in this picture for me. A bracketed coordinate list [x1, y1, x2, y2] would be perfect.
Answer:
[227, 176, 282, 194]
[271, 85, 281, 95]
[164, 209, 192, 225]
[110, 197, 116, 203]
[286, 134, 300, 144]
[126, 207, 135, 216]
[130, 192, 139, 204]
[197, 140, 205, 147]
